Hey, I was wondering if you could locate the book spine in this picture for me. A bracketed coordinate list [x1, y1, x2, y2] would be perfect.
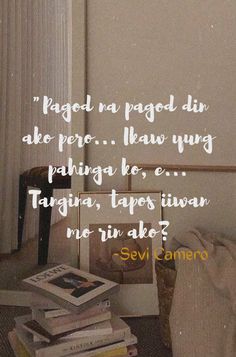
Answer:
[44, 308, 69, 319]
[43, 299, 110, 319]
[70, 346, 128, 357]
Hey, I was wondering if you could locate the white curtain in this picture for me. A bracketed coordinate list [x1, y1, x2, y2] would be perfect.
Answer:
[0, 0, 71, 254]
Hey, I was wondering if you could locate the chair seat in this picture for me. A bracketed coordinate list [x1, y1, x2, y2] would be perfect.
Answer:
[21, 166, 71, 188]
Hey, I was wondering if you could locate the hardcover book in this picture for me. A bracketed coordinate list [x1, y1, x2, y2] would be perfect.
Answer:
[23, 265, 119, 313]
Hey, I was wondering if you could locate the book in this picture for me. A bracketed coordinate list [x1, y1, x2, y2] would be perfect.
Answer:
[15, 316, 133, 357]
[8, 330, 30, 357]
[35, 307, 69, 319]
[23, 265, 119, 314]
[52, 320, 113, 342]
[16, 315, 112, 344]
[69, 344, 128, 357]
[41, 299, 110, 319]
[70, 344, 137, 357]
[32, 307, 111, 335]
[71, 344, 138, 357]
[58, 337, 137, 357]
[37, 299, 111, 319]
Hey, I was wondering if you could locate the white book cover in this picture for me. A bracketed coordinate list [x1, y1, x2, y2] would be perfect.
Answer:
[23, 265, 119, 313]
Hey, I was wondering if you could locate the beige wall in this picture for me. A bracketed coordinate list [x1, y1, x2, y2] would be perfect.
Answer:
[72, 0, 236, 249]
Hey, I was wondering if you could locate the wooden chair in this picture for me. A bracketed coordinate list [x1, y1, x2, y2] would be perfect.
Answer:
[18, 167, 71, 265]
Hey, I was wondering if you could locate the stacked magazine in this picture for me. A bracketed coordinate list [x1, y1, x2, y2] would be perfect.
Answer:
[8, 265, 138, 357]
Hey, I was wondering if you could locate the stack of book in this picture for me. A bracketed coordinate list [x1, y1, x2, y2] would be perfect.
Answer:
[8, 264, 138, 357]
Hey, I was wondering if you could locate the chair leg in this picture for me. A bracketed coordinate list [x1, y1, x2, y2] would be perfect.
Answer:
[38, 188, 53, 265]
[18, 175, 27, 250]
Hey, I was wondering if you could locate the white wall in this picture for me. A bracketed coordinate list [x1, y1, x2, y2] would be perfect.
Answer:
[82, 0, 236, 238]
